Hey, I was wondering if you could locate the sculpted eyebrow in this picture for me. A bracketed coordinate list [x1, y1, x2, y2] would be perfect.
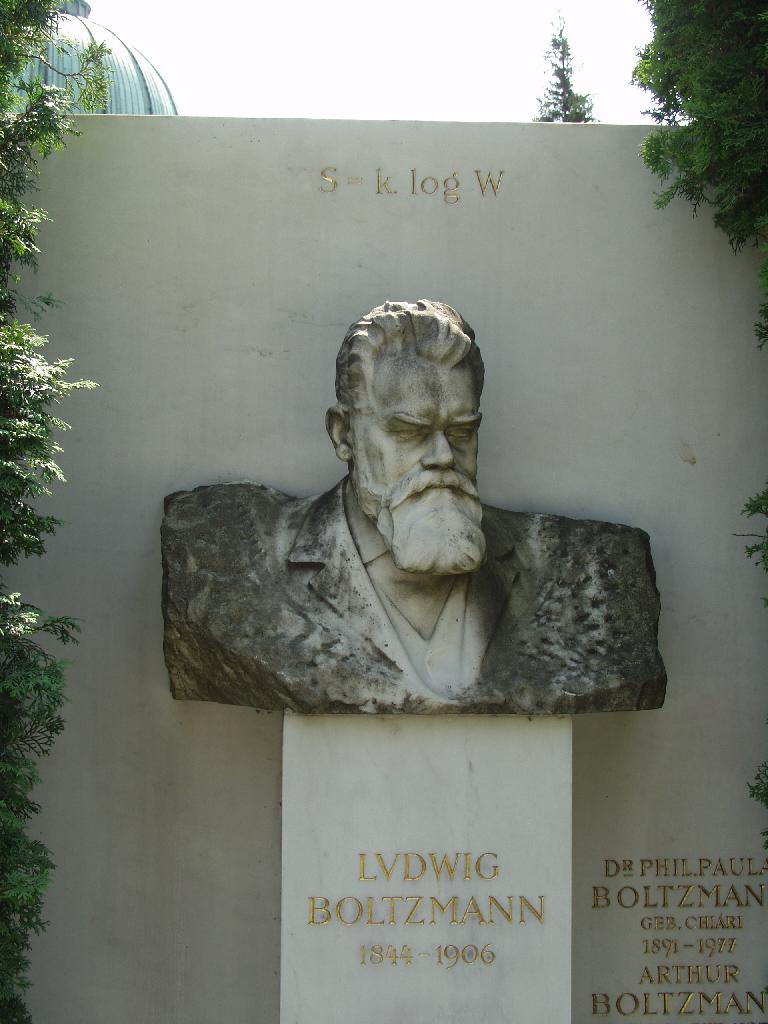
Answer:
[385, 414, 432, 427]
[385, 412, 482, 428]
[449, 413, 482, 427]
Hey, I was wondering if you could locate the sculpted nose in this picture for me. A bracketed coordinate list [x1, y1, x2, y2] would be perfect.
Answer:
[421, 431, 455, 469]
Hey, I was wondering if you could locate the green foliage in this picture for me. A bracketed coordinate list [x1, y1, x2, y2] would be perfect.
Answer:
[633, 1, 768, 841]
[0, 320, 94, 564]
[748, 759, 768, 849]
[742, 484, 768, 609]
[0, 2, 109, 321]
[0, 594, 77, 1016]
[742, 483, 768, 844]
[0, 2, 105, 1016]
[633, 1, 768, 346]
[535, 17, 595, 123]
[0, 324, 92, 1018]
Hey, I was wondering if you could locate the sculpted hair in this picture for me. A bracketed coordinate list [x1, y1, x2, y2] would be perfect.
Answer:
[334, 300, 484, 410]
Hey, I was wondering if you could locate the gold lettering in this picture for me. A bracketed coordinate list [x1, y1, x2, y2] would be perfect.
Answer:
[678, 991, 695, 1014]
[639, 967, 654, 984]
[308, 896, 331, 925]
[642, 992, 658, 1015]
[720, 884, 742, 907]
[724, 964, 739, 983]
[443, 173, 460, 204]
[474, 170, 503, 196]
[643, 884, 658, 907]
[592, 993, 610, 1015]
[404, 853, 426, 881]
[658, 884, 674, 907]
[335, 896, 364, 926]
[519, 895, 545, 924]
[722, 992, 745, 1014]
[366, 896, 385, 925]
[746, 991, 767, 1012]
[677, 884, 696, 907]
[410, 168, 417, 195]
[429, 853, 460, 881]
[617, 886, 639, 908]
[743, 882, 766, 905]
[616, 992, 640, 1015]
[475, 853, 499, 880]
[593, 886, 610, 908]
[403, 895, 425, 925]
[420, 176, 439, 195]
[429, 895, 458, 925]
[698, 991, 721, 1013]
[380, 895, 401, 924]
[375, 853, 399, 880]
[319, 167, 337, 192]
[487, 896, 514, 924]
[459, 895, 487, 925]
[376, 170, 396, 195]
[359, 853, 376, 882]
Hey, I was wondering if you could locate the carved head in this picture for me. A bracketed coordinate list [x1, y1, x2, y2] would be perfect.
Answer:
[326, 300, 486, 575]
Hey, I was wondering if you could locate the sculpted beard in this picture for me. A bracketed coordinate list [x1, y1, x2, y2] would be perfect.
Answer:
[374, 468, 486, 575]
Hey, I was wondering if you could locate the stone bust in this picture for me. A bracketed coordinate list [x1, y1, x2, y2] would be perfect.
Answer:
[162, 300, 666, 714]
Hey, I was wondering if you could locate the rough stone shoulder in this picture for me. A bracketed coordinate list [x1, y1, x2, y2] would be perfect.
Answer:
[482, 501, 650, 545]
[481, 502, 659, 619]
[162, 482, 316, 571]
[163, 480, 293, 522]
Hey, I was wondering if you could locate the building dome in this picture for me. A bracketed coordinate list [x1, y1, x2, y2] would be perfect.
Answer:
[29, 2, 177, 115]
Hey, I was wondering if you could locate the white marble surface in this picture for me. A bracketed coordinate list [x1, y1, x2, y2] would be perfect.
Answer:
[281, 715, 572, 1024]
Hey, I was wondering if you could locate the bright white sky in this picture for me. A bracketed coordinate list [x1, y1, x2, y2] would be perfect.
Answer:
[88, 0, 654, 123]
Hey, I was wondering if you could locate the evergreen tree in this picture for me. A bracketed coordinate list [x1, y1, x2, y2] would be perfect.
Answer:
[0, 3, 106, 1018]
[634, 0, 768, 842]
[536, 18, 595, 123]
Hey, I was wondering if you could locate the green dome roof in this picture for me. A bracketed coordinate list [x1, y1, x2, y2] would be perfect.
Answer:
[30, 2, 177, 115]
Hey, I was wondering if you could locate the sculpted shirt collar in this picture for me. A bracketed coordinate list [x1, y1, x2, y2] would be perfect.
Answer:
[287, 478, 528, 679]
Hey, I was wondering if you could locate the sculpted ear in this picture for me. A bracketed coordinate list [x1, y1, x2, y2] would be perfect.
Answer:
[326, 405, 353, 463]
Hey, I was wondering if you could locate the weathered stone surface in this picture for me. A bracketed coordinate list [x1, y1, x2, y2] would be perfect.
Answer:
[162, 301, 666, 714]
[162, 480, 666, 714]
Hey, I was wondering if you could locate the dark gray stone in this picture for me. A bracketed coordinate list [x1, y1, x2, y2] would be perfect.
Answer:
[162, 480, 666, 714]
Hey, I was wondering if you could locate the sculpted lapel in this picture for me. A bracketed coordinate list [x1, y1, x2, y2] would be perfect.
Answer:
[287, 483, 416, 681]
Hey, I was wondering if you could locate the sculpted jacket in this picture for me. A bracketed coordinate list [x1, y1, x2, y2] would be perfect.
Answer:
[161, 480, 666, 714]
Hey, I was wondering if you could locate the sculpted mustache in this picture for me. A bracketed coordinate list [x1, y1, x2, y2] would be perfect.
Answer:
[385, 468, 480, 511]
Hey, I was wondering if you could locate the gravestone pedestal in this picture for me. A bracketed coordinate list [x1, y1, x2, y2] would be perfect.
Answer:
[280, 715, 572, 1024]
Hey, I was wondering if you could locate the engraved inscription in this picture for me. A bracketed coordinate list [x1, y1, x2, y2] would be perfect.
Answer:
[318, 167, 504, 203]
[308, 850, 547, 970]
[359, 942, 497, 968]
[590, 855, 768, 1019]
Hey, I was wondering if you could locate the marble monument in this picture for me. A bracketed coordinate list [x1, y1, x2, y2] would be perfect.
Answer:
[162, 300, 666, 713]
